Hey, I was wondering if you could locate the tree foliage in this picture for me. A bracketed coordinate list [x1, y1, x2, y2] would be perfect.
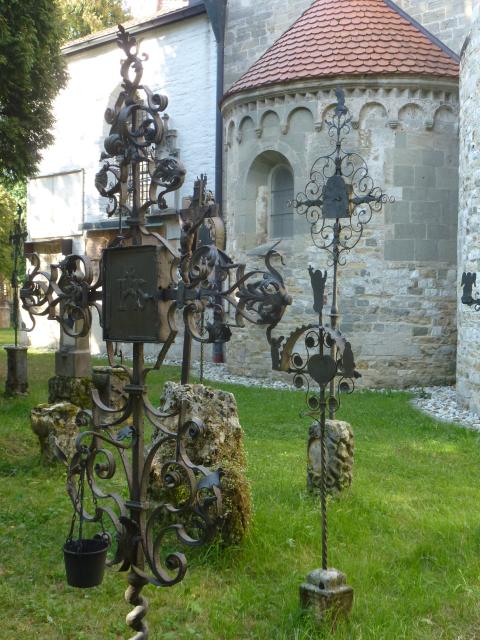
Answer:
[58, 0, 131, 42]
[0, 1, 67, 183]
[0, 185, 17, 282]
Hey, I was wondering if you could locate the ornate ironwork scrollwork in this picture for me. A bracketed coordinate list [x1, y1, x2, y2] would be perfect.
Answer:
[21, 252, 102, 337]
[65, 373, 222, 593]
[294, 89, 394, 266]
[96, 24, 186, 225]
[38, 23, 291, 638]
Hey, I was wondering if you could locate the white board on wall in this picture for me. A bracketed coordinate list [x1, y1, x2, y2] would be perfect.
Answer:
[27, 169, 84, 240]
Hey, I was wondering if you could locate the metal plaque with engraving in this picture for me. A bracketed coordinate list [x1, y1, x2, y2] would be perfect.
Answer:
[103, 245, 175, 343]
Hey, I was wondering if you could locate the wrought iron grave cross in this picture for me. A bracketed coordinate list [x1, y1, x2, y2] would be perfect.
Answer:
[21, 25, 292, 639]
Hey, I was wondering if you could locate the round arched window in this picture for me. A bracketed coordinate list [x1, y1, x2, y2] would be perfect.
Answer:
[270, 166, 294, 238]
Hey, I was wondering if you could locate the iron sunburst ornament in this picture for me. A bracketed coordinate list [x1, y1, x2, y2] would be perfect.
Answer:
[294, 89, 394, 265]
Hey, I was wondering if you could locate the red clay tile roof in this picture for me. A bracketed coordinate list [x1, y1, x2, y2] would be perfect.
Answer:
[225, 0, 459, 97]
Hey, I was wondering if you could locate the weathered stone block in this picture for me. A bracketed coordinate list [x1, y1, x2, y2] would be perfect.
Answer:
[385, 200, 410, 224]
[149, 382, 252, 546]
[48, 367, 128, 412]
[394, 165, 414, 186]
[410, 201, 439, 223]
[438, 239, 456, 261]
[414, 238, 439, 261]
[414, 165, 435, 187]
[307, 420, 354, 495]
[300, 568, 353, 627]
[31, 402, 82, 464]
[48, 375, 93, 408]
[55, 347, 91, 378]
[413, 326, 429, 336]
[394, 223, 426, 240]
[92, 366, 129, 411]
[384, 239, 414, 260]
[422, 149, 444, 167]
[427, 224, 450, 240]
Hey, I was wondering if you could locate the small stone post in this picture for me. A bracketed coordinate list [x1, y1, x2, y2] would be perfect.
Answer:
[48, 313, 92, 405]
[300, 568, 353, 626]
[4, 344, 28, 396]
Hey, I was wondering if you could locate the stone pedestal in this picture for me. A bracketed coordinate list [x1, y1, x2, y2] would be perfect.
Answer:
[4, 345, 28, 396]
[0, 301, 10, 329]
[31, 402, 82, 464]
[307, 420, 354, 495]
[149, 382, 252, 546]
[55, 341, 91, 379]
[300, 568, 353, 626]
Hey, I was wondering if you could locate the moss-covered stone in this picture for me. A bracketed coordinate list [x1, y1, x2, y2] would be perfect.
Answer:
[31, 401, 82, 464]
[307, 420, 354, 496]
[92, 366, 129, 412]
[149, 382, 252, 546]
[48, 368, 129, 412]
[48, 375, 93, 408]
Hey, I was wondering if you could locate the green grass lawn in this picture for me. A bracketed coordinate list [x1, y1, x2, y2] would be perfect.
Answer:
[1, 327, 480, 639]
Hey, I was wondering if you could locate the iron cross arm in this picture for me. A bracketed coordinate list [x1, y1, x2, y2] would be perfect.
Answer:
[178, 243, 292, 345]
[21, 252, 102, 338]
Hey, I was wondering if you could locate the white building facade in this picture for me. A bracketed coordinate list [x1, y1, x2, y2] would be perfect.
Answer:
[26, 3, 218, 354]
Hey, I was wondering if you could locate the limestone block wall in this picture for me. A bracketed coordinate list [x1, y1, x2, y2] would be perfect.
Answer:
[224, 0, 313, 89]
[457, 8, 480, 412]
[222, 77, 459, 388]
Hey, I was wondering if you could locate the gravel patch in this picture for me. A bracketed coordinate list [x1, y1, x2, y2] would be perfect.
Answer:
[163, 359, 294, 391]
[411, 386, 480, 430]
[102, 352, 480, 430]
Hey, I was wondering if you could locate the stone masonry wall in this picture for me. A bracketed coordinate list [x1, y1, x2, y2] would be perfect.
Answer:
[457, 7, 480, 412]
[224, 0, 313, 89]
[222, 78, 459, 388]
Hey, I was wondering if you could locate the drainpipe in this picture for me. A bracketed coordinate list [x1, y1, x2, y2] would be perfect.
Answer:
[203, 0, 227, 204]
[203, 0, 227, 363]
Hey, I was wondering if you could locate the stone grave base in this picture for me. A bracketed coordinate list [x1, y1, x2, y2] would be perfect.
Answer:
[300, 568, 353, 627]
[48, 375, 92, 407]
[31, 367, 129, 463]
[149, 381, 252, 546]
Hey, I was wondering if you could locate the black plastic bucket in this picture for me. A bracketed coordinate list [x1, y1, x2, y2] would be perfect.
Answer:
[63, 538, 109, 588]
